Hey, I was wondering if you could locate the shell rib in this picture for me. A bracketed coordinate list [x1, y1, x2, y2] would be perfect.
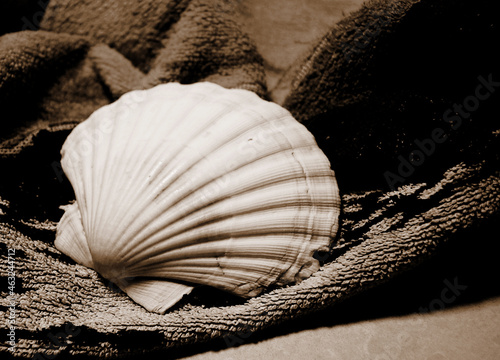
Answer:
[55, 82, 341, 313]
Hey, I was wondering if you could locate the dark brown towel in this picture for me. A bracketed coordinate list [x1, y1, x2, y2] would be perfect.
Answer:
[0, 0, 266, 155]
[1, 0, 499, 358]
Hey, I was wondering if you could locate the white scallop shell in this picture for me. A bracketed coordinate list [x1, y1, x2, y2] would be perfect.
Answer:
[55, 82, 341, 313]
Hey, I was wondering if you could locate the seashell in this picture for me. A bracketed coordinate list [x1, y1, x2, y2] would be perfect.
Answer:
[55, 82, 341, 313]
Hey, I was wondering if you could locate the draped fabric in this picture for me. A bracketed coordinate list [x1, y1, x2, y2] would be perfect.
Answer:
[1, 0, 498, 358]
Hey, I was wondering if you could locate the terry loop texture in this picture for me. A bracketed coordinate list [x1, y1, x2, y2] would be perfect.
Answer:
[283, 0, 500, 192]
[0, 0, 266, 155]
[1, 0, 500, 358]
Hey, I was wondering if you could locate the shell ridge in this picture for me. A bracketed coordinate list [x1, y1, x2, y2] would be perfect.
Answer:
[120, 144, 329, 264]
[263, 120, 319, 285]
[88, 94, 244, 272]
[55, 202, 94, 269]
[87, 100, 142, 242]
[124, 207, 335, 275]
[123, 183, 338, 269]
[132, 136, 317, 231]
[266, 120, 340, 283]
[88, 101, 131, 245]
[61, 131, 97, 240]
[77, 97, 148, 246]
[92, 94, 169, 243]
[89, 89, 218, 258]
[89, 97, 182, 246]
[89, 102, 147, 244]
[112, 112, 294, 261]
[234, 234, 302, 294]
[127, 259, 301, 297]
[128, 223, 337, 268]
[100, 97, 262, 258]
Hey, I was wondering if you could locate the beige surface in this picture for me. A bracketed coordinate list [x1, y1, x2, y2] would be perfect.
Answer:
[181, 297, 500, 360]
[235, 0, 365, 102]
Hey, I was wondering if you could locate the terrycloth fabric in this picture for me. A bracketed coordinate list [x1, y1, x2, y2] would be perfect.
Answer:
[283, 0, 499, 192]
[0, 0, 266, 155]
[1, 0, 499, 359]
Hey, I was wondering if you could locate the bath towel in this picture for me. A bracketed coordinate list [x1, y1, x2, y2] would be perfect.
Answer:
[1, 0, 499, 358]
